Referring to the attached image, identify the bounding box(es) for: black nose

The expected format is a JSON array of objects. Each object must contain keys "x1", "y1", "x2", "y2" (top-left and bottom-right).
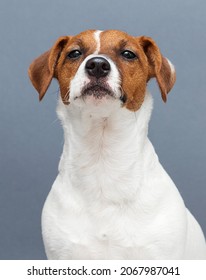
[{"x1": 85, "y1": 57, "x2": 111, "y2": 78}]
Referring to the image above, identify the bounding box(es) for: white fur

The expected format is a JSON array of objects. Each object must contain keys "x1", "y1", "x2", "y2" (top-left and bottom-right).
[
  {"x1": 166, "y1": 58, "x2": 175, "y2": 74},
  {"x1": 41, "y1": 46, "x2": 206, "y2": 260},
  {"x1": 94, "y1": 30, "x2": 102, "y2": 54}
]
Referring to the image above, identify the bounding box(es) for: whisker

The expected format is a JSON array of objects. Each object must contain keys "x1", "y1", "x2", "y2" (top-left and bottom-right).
[
  {"x1": 50, "y1": 118, "x2": 59, "y2": 126},
  {"x1": 62, "y1": 88, "x2": 70, "y2": 104}
]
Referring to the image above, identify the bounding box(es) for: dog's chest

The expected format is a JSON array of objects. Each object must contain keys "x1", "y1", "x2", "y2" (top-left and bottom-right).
[{"x1": 42, "y1": 181, "x2": 153, "y2": 259}]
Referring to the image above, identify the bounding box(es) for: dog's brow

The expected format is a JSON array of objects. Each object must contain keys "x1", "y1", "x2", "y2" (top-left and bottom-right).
[
  {"x1": 119, "y1": 39, "x2": 128, "y2": 49},
  {"x1": 72, "y1": 38, "x2": 84, "y2": 47}
]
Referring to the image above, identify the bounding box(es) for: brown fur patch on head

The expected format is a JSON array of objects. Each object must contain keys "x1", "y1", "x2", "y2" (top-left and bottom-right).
[{"x1": 99, "y1": 30, "x2": 148, "y2": 111}]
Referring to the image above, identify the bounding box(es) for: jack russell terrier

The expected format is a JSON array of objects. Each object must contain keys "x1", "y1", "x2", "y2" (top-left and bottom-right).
[{"x1": 29, "y1": 30, "x2": 206, "y2": 259}]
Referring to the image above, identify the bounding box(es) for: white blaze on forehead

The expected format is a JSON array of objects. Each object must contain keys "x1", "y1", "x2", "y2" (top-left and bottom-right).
[{"x1": 94, "y1": 30, "x2": 103, "y2": 54}]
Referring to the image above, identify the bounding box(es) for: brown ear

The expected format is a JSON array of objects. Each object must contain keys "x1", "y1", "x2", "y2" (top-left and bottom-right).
[
  {"x1": 139, "y1": 36, "x2": 176, "y2": 102},
  {"x1": 28, "y1": 36, "x2": 69, "y2": 101}
]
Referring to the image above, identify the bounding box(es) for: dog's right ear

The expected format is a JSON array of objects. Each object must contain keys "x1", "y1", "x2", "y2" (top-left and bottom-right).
[{"x1": 28, "y1": 36, "x2": 69, "y2": 101}]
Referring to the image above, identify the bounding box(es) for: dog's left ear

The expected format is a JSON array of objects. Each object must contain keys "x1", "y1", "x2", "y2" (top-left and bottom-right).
[
  {"x1": 28, "y1": 36, "x2": 69, "y2": 101},
  {"x1": 139, "y1": 36, "x2": 176, "y2": 102}
]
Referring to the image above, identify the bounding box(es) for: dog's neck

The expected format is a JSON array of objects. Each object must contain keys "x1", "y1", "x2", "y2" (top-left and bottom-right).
[{"x1": 57, "y1": 91, "x2": 156, "y2": 203}]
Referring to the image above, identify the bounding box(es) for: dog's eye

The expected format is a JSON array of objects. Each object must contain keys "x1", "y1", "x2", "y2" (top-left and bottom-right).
[
  {"x1": 67, "y1": 50, "x2": 82, "y2": 59},
  {"x1": 121, "y1": 50, "x2": 137, "y2": 60}
]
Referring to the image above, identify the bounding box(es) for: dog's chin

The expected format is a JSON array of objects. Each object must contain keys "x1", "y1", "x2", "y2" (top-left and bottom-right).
[
  {"x1": 82, "y1": 84, "x2": 114, "y2": 100},
  {"x1": 77, "y1": 85, "x2": 120, "y2": 117}
]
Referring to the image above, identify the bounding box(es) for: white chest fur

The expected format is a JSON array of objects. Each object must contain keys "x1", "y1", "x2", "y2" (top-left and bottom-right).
[{"x1": 41, "y1": 92, "x2": 206, "y2": 260}]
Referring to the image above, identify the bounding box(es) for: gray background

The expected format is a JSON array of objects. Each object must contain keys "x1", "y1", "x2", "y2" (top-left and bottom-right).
[{"x1": 0, "y1": 0, "x2": 205, "y2": 259}]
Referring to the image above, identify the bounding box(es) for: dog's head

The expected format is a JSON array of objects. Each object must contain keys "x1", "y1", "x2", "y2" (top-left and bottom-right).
[{"x1": 28, "y1": 30, "x2": 176, "y2": 112}]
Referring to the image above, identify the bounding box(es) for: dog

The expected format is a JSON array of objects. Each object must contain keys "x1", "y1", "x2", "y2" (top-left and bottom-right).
[{"x1": 28, "y1": 30, "x2": 206, "y2": 259}]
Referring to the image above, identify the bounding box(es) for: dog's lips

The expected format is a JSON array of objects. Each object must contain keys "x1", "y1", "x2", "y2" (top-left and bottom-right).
[{"x1": 82, "y1": 83, "x2": 114, "y2": 99}]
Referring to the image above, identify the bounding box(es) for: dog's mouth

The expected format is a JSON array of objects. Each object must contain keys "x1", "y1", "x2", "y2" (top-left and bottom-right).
[{"x1": 81, "y1": 83, "x2": 114, "y2": 99}]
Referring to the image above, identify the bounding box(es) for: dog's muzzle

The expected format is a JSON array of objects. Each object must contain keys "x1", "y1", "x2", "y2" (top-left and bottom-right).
[
  {"x1": 71, "y1": 54, "x2": 127, "y2": 104},
  {"x1": 81, "y1": 56, "x2": 114, "y2": 99}
]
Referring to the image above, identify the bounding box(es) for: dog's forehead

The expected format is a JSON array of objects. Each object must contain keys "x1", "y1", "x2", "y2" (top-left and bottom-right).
[
  {"x1": 101, "y1": 30, "x2": 135, "y2": 44},
  {"x1": 70, "y1": 29, "x2": 97, "y2": 46},
  {"x1": 68, "y1": 30, "x2": 137, "y2": 53}
]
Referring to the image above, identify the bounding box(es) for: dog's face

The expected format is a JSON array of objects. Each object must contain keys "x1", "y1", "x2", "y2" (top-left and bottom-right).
[{"x1": 28, "y1": 30, "x2": 176, "y2": 112}]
